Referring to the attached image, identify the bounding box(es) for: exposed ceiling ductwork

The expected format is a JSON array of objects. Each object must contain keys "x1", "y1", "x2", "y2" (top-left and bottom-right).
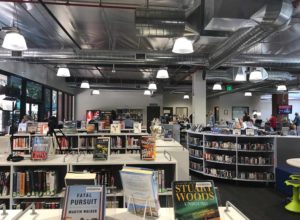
[{"x1": 208, "y1": 0, "x2": 293, "y2": 70}]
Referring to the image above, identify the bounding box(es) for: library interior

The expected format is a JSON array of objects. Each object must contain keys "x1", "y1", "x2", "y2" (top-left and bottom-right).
[{"x1": 0, "y1": 0, "x2": 300, "y2": 219}]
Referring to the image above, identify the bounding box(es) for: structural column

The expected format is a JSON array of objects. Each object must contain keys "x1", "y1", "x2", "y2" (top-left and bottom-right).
[
  {"x1": 192, "y1": 70, "x2": 206, "y2": 124},
  {"x1": 272, "y1": 93, "x2": 288, "y2": 122}
]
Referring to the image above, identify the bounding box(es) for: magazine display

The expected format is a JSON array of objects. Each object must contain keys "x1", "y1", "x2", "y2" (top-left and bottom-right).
[
  {"x1": 62, "y1": 185, "x2": 105, "y2": 220},
  {"x1": 93, "y1": 137, "x2": 110, "y2": 160},
  {"x1": 172, "y1": 180, "x2": 220, "y2": 220},
  {"x1": 120, "y1": 166, "x2": 160, "y2": 217},
  {"x1": 140, "y1": 136, "x2": 156, "y2": 161}
]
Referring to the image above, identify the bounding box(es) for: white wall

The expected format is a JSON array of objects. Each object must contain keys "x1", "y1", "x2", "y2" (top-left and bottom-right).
[
  {"x1": 207, "y1": 92, "x2": 261, "y2": 122},
  {"x1": 75, "y1": 90, "x2": 163, "y2": 123},
  {"x1": 0, "y1": 61, "x2": 75, "y2": 94},
  {"x1": 163, "y1": 93, "x2": 192, "y2": 118}
]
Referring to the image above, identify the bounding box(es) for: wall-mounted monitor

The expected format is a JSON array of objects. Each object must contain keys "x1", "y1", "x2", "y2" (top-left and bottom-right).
[{"x1": 278, "y1": 105, "x2": 292, "y2": 114}]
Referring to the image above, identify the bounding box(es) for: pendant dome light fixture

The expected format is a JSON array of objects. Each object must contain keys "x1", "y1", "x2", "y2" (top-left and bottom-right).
[
  {"x1": 183, "y1": 95, "x2": 190, "y2": 99},
  {"x1": 148, "y1": 82, "x2": 157, "y2": 90},
  {"x1": 80, "y1": 81, "x2": 90, "y2": 89},
  {"x1": 2, "y1": 4, "x2": 27, "y2": 51},
  {"x1": 144, "y1": 90, "x2": 151, "y2": 96},
  {"x1": 277, "y1": 84, "x2": 287, "y2": 91},
  {"x1": 91, "y1": 89, "x2": 100, "y2": 95},
  {"x1": 156, "y1": 67, "x2": 169, "y2": 79},
  {"x1": 212, "y1": 82, "x2": 222, "y2": 91},
  {"x1": 172, "y1": 37, "x2": 194, "y2": 54},
  {"x1": 244, "y1": 92, "x2": 252, "y2": 96},
  {"x1": 57, "y1": 66, "x2": 70, "y2": 77}
]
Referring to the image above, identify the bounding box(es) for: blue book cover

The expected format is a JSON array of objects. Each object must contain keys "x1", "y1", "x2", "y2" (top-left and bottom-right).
[{"x1": 61, "y1": 185, "x2": 105, "y2": 220}]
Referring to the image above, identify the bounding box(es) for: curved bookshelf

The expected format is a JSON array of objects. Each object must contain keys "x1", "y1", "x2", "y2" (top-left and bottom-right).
[{"x1": 187, "y1": 130, "x2": 276, "y2": 183}]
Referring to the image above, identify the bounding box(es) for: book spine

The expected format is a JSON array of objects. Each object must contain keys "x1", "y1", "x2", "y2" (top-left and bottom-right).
[
  {"x1": 3, "y1": 172, "x2": 10, "y2": 196},
  {"x1": 161, "y1": 169, "x2": 165, "y2": 192},
  {"x1": 25, "y1": 171, "x2": 30, "y2": 196},
  {"x1": 12, "y1": 172, "x2": 17, "y2": 197},
  {"x1": 46, "y1": 171, "x2": 51, "y2": 195},
  {"x1": 49, "y1": 171, "x2": 56, "y2": 196},
  {"x1": 42, "y1": 171, "x2": 47, "y2": 196},
  {"x1": 20, "y1": 172, "x2": 25, "y2": 197}
]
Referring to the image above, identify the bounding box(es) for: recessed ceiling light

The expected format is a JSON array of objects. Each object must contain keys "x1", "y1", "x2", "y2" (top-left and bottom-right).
[
  {"x1": 156, "y1": 68, "x2": 169, "y2": 79},
  {"x1": 172, "y1": 37, "x2": 194, "y2": 54},
  {"x1": 57, "y1": 67, "x2": 70, "y2": 77},
  {"x1": 213, "y1": 83, "x2": 222, "y2": 90},
  {"x1": 80, "y1": 81, "x2": 90, "y2": 89}
]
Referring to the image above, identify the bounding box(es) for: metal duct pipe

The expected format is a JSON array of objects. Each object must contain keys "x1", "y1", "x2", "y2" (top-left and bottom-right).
[
  {"x1": 208, "y1": 0, "x2": 293, "y2": 70},
  {"x1": 267, "y1": 71, "x2": 296, "y2": 81},
  {"x1": 135, "y1": 8, "x2": 185, "y2": 37}
]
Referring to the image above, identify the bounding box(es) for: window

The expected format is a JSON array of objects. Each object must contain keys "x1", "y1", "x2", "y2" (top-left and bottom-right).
[
  {"x1": 26, "y1": 81, "x2": 42, "y2": 102},
  {"x1": 52, "y1": 90, "x2": 57, "y2": 117},
  {"x1": 44, "y1": 88, "x2": 51, "y2": 120},
  {"x1": 58, "y1": 91, "x2": 63, "y2": 121}
]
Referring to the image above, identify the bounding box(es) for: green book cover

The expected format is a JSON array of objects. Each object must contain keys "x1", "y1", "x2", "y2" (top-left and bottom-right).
[
  {"x1": 172, "y1": 180, "x2": 220, "y2": 220},
  {"x1": 93, "y1": 137, "x2": 110, "y2": 160}
]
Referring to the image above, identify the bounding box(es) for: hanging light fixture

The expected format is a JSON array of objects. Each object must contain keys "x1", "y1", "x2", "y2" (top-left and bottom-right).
[
  {"x1": 144, "y1": 90, "x2": 151, "y2": 96},
  {"x1": 234, "y1": 67, "x2": 247, "y2": 81},
  {"x1": 249, "y1": 67, "x2": 268, "y2": 81},
  {"x1": 172, "y1": 37, "x2": 194, "y2": 54},
  {"x1": 148, "y1": 82, "x2": 157, "y2": 90},
  {"x1": 277, "y1": 85, "x2": 287, "y2": 91},
  {"x1": 244, "y1": 92, "x2": 252, "y2": 96},
  {"x1": 57, "y1": 67, "x2": 70, "y2": 77},
  {"x1": 112, "y1": 64, "x2": 116, "y2": 73},
  {"x1": 2, "y1": 4, "x2": 27, "y2": 51},
  {"x1": 80, "y1": 81, "x2": 90, "y2": 89},
  {"x1": 156, "y1": 67, "x2": 169, "y2": 79},
  {"x1": 183, "y1": 95, "x2": 190, "y2": 99},
  {"x1": 212, "y1": 83, "x2": 222, "y2": 90},
  {"x1": 91, "y1": 89, "x2": 100, "y2": 95}
]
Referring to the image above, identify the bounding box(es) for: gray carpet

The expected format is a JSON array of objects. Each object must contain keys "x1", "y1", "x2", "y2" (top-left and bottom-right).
[{"x1": 191, "y1": 173, "x2": 300, "y2": 220}]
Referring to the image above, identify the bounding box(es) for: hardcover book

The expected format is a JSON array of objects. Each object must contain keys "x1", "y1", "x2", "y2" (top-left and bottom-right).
[
  {"x1": 31, "y1": 137, "x2": 50, "y2": 160},
  {"x1": 110, "y1": 123, "x2": 121, "y2": 134},
  {"x1": 133, "y1": 122, "x2": 142, "y2": 133},
  {"x1": 172, "y1": 180, "x2": 220, "y2": 220},
  {"x1": 61, "y1": 185, "x2": 106, "y2": 220},
  {"x1": 140, "y1": 136, "x2": 156, "y2": 160},
  {"x1": 120, "y1": 166, "x2": 160, "y2": 217},
  {"x1": 93, "y1": 137, "x2": 110, "y2": 160}
]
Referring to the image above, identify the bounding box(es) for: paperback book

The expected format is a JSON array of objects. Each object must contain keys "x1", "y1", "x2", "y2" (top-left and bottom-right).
[
  {"x1": 172, "y1": 180, "x2": 220, "y2": 220},
  {"x1": 31, "y1": 137, "x2": 50, "y2": 160},
  {"x1": 93, "y1": 137, "x2": 110, "y2": 160},
  {"x1": 133, "y1": 122, "x2": 142, "y2": 133},
  {"x1": 120, "y1": 166, "x2": 160, "y2": 217},
  {"x1": 62, "y1": 185, "x2": 106, "y2": 220}
]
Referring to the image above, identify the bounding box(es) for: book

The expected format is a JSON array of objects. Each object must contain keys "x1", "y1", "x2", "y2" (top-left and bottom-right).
[
  {"x1": 140, "y1": 136, "x2": 156, "y2": 160},
  {"x1": 18, "y1": 123, "x2": 27, "y2": 133},
  {"x1": 61, "y1": 185, "x2": 106, "y2": 220},
  {"x1": 93, "y1": 137, "x2": 110, "y2": 160},
  {"x1": 31, "y1": 137, "x2": 50, "y2": 160},
  {"x1": 172, "y1": 180, "x2": 220, "y2": 220},
  {"x1": 120, "y1": 166, "x2": 160, "y2": 217},
  {"x1": 110, "y1": 123, "x2": 121, "y2": 133},
  {"x1": 133, "y1": 122, "x2": 142, "y2": 133},
  {"x1": 64, "y1": 172, "x2": 96, "y2": 186}
]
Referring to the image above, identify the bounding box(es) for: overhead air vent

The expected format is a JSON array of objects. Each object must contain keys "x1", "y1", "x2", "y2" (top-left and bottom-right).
[
  {"x1": 135, "y1": 8, "x2": 185, "y2": 37},
  {"x1": 135, "y1": 53, "x2": 146, "y2": 60},
  {"x1": 11, "y1": 51, "x2": 22, "y2": 57}
]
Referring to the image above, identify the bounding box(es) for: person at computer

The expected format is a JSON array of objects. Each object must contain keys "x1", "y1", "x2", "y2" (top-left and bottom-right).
[{"x1": 124, "y1": 114, "x2": 134, "y2": 129}]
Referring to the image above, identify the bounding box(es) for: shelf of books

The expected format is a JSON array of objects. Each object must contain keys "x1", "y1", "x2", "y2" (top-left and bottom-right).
[
  {"x1": 70, "y1": 154, "x2": 177, "y2": 208},
  {"x1": 187, "y1": 131, "x2": 276, "y2": 182}
]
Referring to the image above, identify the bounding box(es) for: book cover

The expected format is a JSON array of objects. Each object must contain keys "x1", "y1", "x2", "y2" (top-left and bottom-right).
[
  {"x1": 140, "y1": 136, "x2": 156, "y2": 160},
  {"x1": 31, "y1": 137, "x2": 50, "y2": 160},
  {"x1": 110, "y1": 123, "x2": 121, "y2": 134},
  {"x1": 18, "y1": 123, "x2": 27, "y2": 133},
  {"x1": 172, "y1": 180, "x2": 220, "y2": 220},
  {"x1": 61, "y1": 185, "x2": 106, "y2": 220},
  {"x1": 120, "y1": 166, "x2": 160, "y2": 217},
  {"x1": 93, "y1": 137, "x2": 110, "y2": 160},
  {"x1": 133, "y1": 122, "x2": 142, "y2": 133}
]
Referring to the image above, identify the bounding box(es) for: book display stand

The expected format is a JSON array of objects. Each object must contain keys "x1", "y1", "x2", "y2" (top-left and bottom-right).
[{"x1": 126, "y1": 195, "x2": 155, "y2": 219}]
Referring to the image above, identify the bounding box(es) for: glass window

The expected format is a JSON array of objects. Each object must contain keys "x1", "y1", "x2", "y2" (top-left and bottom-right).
[
  {"x1": 44, "y1": 88, "x2": 51, "y2": 120},
  {"x1": 69, "y1": 95, "x2": 73, "y2": 120},
  {"x1": 8, "y1": 76, "x2": 21, "y2": 90},
  {"x1": 52, "y1": 90, "x2": 57, "y2": 117},
  {"x1": 58, "y1": 91, "x2": 63, "y2": 121},
  {"x1": 64, "y1": 93, "x2": 68, "y2": 121},
  {"x1": 26, "y1": 81, "x2": 42, "y2": 102}
]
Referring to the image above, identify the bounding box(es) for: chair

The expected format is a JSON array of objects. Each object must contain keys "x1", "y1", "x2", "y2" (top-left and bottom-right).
[{"x1": 285, "y1": 179, "x2": 300, "y2": 213}]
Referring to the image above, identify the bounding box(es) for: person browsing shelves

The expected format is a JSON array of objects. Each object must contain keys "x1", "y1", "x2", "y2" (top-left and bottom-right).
[{"x1": 124, "y1": 114, "x2": 134, "y2": 129}]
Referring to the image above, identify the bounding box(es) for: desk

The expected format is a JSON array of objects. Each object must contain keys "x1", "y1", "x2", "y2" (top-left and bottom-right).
[
  {"x1": 286, "y1": 158, "x2": 300, "y2": 168},
  {"x1": 16, "y1": 207, "x2": 248, "y2": 220}
]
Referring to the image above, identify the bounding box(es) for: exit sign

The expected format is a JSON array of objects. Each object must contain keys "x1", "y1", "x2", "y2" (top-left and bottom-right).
[{"x1": 226, "y1": 85, "x2": 233, "y2": 91}]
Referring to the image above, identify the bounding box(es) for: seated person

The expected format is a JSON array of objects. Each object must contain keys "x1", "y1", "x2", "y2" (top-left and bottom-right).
[
  {"x1": 124, "y1": 114, "x2": 134, "y2": 129},
  {"x1": 288, "y1": 124, "x2": 297, "y2": 136}
]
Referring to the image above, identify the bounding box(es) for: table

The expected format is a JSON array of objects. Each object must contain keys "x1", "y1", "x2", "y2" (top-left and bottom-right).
[
  {"x1": 15, "y1": 207, "x2": 248, "y2": 220},
  {"x1": 286, "y1": 158, "x2": 300, "y2": 168}
]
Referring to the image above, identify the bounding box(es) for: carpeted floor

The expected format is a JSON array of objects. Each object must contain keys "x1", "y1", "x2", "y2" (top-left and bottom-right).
[{"x1": 191, "y1": 172, "x2": 300, "y2": 220}]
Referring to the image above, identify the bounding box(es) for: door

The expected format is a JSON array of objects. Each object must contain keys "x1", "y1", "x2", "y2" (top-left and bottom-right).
[{"x1": 147, "y1": 106, "x2": 160, "y2": 132}]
